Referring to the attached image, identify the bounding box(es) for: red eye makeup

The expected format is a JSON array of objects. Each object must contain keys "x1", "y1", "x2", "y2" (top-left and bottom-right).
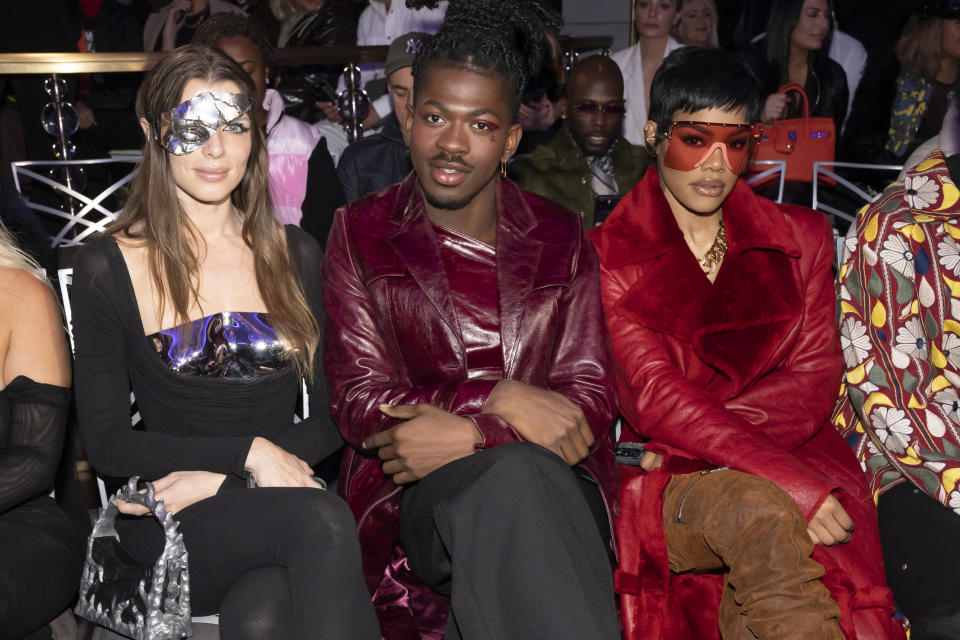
[{"x1": 663, "y1": 121, "x2": 762, "y2": 174}]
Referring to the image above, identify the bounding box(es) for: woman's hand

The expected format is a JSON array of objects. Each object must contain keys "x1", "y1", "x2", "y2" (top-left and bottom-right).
[
  {"x1": 116, "y1": 470, "x2": 225, "y2": 516},
  {"x1": 317, "y1": 101, "x2": 344, "y2": 124},
  {"x1": 807, "y1": 494, "x2": 854, "y2": 546},
  {"x1": 639, "y1": 450, "x2": 663, "y2": 471},
  {"x1": 244, "y1": 436, "x2": 323, "y2": 488},
  {"x1": 76, "y1": 102, "x2": 97, "y2": 129},
  {"x1": 161, "y1": 0, "x2": 192, "y2": 51},
  {"x1": 517, "y1": 95, "x2": 558, "y2": 132},
  {"x1": 762, "y1": 93, "x2": 788, "y2": 121}
]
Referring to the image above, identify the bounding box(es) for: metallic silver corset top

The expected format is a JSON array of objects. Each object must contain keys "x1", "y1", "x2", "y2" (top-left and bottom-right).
[{"x1": 147, "y1": 311, "x2": 292, "y2": 379}]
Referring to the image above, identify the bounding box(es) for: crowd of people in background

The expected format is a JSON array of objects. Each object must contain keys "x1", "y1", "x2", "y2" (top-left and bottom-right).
[
  {"x1": 4, "y1": 0, "x2": 960, "y2": 639},
  {"x1": 0, "y1": 0, "x2": 954, "y2": 219}
]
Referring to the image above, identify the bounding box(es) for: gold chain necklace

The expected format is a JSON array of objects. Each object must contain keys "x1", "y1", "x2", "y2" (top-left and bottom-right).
[{"x1": 697, "y1": 219, "x2": 727, "y2": 275}]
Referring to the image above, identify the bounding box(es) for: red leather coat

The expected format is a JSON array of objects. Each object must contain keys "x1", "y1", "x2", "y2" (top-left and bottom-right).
[
  {"x1": 322, "y1": 173, "x2": 618, "y2": 639},
  {"x1": 591, "y1": 170, "x2": 904, "y2": 640}
]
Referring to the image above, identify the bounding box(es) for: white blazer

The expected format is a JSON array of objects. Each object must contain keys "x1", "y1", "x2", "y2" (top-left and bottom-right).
[{"x1": 611, "y1": 37, "x2": 684, "y2": 145}]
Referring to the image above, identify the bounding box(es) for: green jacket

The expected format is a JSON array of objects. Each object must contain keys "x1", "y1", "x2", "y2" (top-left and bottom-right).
[{"x1": 508, "y1": 123, "x2": 650, "y2": 227}]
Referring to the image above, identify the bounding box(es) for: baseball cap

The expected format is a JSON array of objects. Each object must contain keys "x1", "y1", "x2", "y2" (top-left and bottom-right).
[
  {"x1": 385, "y1": 32, "x2": 432, "y2": 77},
  {"x1": 916, "y1": 0, "x2": 960, "y2": 18}
]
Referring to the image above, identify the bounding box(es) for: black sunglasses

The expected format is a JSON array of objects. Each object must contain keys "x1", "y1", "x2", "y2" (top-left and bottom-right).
[{"x1": 572, "y1": 102, "x2": 627, "y2": 116}]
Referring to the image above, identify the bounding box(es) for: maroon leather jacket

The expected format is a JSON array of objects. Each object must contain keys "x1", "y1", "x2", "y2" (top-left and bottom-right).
[{"x1": 321, "y1": 173, "x2": 618, "y2": 638}]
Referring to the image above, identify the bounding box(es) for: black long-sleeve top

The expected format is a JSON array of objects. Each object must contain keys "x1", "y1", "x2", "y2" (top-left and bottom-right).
[
  {"x1": 71, "y1": 226, "x2": 342, "y2": 483},
  {"x1": 0, "y1": 376, "x2": 71, "y2": 514}
]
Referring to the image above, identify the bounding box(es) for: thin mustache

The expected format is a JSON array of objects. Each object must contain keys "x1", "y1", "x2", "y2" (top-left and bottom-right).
[{"x1": 429, "y1": 153, "x2": 474, "y2": 170}]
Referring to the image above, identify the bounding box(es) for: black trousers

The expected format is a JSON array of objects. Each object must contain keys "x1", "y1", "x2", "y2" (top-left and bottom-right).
[
  {"x1": 879, "y1": 482, "x2": 960, "y2": 640},
  {"x1": 119, "y1": 487, "x2": 380, "y2": 640},
  {"x1": 397, "y1": 442, "x2": 620, "y2": 640},
  {"x1": 0, "y1": 497, "x2": 81, "y2": 640}
]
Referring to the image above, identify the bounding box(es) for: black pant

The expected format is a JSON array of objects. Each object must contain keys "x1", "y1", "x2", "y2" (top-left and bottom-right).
[
  {"x1": 879, "y1": 482, "x2": 960, "y2": 640},
  {"x1": 397, "y1": 442, "x2": 620, "y2": 640},
  {"x1": 118, "y1": 487, "x2": 379, "y2": 640},
  {"x1": 0, "y1": 497, "x2": 81, "y2": 640}
]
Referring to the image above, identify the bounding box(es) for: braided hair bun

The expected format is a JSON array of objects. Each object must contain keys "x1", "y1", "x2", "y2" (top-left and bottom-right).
[{"x1": 405, "y1": 0, "x2": 562, "y2": 117}]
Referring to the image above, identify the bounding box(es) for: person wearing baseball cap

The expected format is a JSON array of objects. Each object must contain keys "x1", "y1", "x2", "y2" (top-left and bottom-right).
[{"x1": 337, "y1": 32, "x2": 431, "y2": 203}]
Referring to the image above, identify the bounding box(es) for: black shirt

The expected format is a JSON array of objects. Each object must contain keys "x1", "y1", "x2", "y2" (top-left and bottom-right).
[{"x1": 71, "y1": 226, "x2": 341, "y2": 482}]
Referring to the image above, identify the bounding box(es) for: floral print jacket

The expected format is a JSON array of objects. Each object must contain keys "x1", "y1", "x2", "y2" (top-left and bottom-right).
[{"x1": 833, "y1": 150, "x2": 960, "y2": 513}]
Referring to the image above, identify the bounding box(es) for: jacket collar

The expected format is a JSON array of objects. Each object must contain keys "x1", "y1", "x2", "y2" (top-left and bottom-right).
[
  {"x1": 380, "y1": 112, "x2": 406, "y2": 145},
  {"x1": 388, "y1": 172, "x2": 538, "y2": 234},
  {"x1": 384, "y1": 174, "x2": 543, "y2": 365},
  {"x1": 597, "y1": 168, "x2": 804, "y2": 390},
  {"x1": 549, "y1": 122, "x2": 644, "y2": 191},
  {"x1": 550, "y1": 122, "x2": 586, "y2": 164},
  {"x1": 900, "y1": 149, "x2": 960, "y2": 223},
  {"x1": 600, "y1": 168, "x2": 801, "y2": 270}
]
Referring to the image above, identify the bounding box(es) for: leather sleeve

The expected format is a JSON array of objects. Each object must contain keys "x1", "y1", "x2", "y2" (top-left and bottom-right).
[
  {"x1": 722, "y1": 214, "x2": 844, "y2": 450},
  {"x1": 600, "y1": 252, "x2": 837, "y2": 518},
  {"x1": 322, "y1": 210, "x2": 502, "y2": 449},
  {"x1": 544, "y1": 230, "x2": 618, "y2": 452}
]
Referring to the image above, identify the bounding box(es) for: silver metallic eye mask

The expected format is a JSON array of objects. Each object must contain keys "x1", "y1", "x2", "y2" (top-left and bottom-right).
[{"x1": 156, "y1": 91, "x2": 252, "y2": 155}]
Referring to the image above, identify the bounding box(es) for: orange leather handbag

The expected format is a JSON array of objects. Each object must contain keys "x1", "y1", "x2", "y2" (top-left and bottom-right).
[{"x1": 749, "y1": 83, "x2": 835, "y2": 184}]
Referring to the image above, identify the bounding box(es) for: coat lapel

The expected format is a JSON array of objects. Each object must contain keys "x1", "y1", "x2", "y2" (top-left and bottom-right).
[
  {"x1": 495, "y1": 179, "x2": 545, "y2": 375},
  {"x1": 600, "y1": 170, "x2": 803, "y2": 391},
  {"x1": 385, "y1": 177, "x2": 462, "y2": 342}
]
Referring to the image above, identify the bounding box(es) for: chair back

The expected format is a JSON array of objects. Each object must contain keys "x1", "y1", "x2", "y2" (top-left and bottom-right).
[
  {"x1": 745, "y1": 160, "x2": 787, "y2": 203},
  {"x1": 812, "y1": 161, "x2": 904, "y2": 225},
  {"x1": 12, "y1": 157, "x2": 139, "y2": 249}
]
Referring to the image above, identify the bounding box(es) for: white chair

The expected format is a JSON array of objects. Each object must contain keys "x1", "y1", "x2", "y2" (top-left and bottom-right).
[
  {"x1": 746, "y1": 159, "x2": 788, "y2": 204},
  {"x1": 12, "y1": 157, "x2": 139, "y2": 249},
  {"x1": 812, "y1": 161, "x2": 904, "y2": 225}
]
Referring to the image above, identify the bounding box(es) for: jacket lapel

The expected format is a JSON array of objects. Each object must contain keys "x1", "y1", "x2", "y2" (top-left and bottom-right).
[
  {"x1": 601, "y1": 170, "x2": 803, "y2": 390},
  {"x1": 496, "y1": 179, "x2": 545, "y2": 375},
  {"x1": 385, "y1": 177, "x2": 463, "y2": 342}
]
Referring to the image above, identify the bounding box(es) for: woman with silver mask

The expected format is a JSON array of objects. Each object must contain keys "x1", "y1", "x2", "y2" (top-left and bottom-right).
[{"x1": 70, "y1": 44, "x2": 379, "y2": 639}]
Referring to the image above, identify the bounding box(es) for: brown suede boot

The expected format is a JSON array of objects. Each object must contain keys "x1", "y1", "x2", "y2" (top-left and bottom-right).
[{"x1": 663, "y1": 470, "x2": 845, "y2": 640}]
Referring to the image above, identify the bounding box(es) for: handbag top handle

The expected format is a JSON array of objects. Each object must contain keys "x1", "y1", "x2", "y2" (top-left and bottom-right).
[{"x1": 774, "y1": 83, "x2": 810, "y2": 121}]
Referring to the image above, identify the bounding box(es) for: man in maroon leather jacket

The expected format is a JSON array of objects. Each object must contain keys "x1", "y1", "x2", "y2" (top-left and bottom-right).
[{"x1": 320, "y1": 3, "x2": 620, "y2": 639}]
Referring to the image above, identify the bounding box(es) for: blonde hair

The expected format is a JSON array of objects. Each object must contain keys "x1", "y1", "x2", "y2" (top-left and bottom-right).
[
  {"x1": 112, "y1": 45, "x2": 320, "y2": 380},
  {"x1": 270, "y1": 0, "x2": 302, "y2": 22},
  {"x1": 897, "y1": 16, "x2": 946, "y2": 80},
  {"x1": 0, "y1": 220, "x2": 47, "y2": 284},
  {"x1": 672, "y1": 0, "x2": 719, "y2": 48}
]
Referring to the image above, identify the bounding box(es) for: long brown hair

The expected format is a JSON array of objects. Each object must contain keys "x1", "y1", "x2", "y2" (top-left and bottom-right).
[
  {"x1": 109, "y1": 44, "x2": 319, "y2": 378},
  {"x1": 896, "y1": 16, "x2": 946, "y2": 81}
]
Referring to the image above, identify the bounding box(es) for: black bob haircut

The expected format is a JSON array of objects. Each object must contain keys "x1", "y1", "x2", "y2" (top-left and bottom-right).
[
  {"x1": 648, "y1": 47, "x2": 763, "y2": 142},
  {"x1": 405, "y1": 0, "x2": 561, "y2": 121}
]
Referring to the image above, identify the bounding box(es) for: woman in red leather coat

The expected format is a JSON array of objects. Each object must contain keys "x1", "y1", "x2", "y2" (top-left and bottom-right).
[{"x1": 592, "y1": 47, "x2": 905, "y2": 640}]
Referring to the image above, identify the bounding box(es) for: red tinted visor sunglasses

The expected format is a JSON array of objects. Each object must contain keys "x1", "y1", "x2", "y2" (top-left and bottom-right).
[{"x1": 663, "y1": 121, "x2": 762, "y2": 174}]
